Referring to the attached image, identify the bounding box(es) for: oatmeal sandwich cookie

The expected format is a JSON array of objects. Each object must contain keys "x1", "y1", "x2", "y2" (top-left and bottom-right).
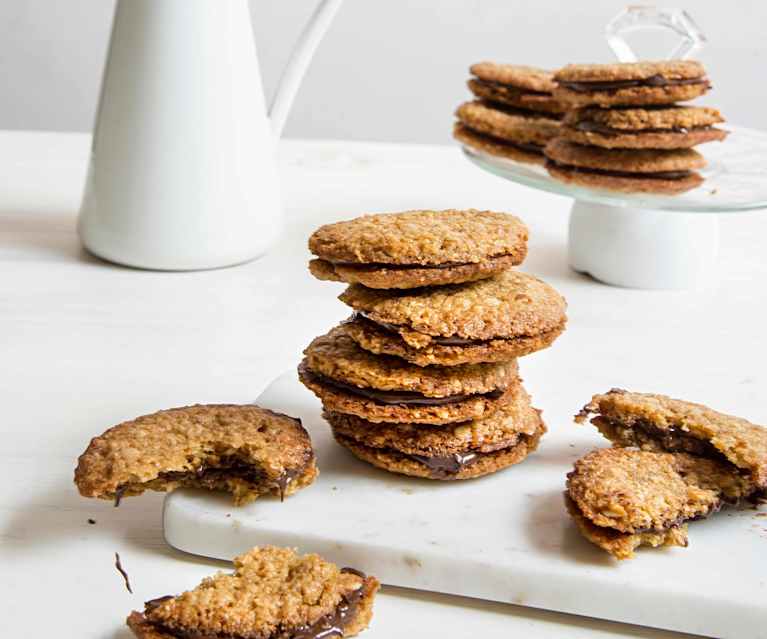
[
  {"x1": 309, "y1": 209, "x2": 528, "y2": 289},
  {"x1": 544, "y1": 138, "x2": 705, "y2": 194},
  {"x1": 561, "y1": 105, "x2": 728, "y2": 150},
  {"x1": 455, "y1": 100, "x2": 561, "y2": 164},
  {"x1": 576, "y1": 388, "x2": 767, "y2": 489},
  {"x1": 327, "y1": 384, "x2": 545, "y2": 480},
  {"x1": 339, "y1": 270, "x2": 567, "y2": 366},
  {"x1": 127, "y1": 546, "x2": 379, "y2": 639},
  {"x1": 554, "y1": 60, "x2": 711, "y2": 107},
  {"x1": 75, "y1": 404, "x2": 318, "y2": 506},
  {"x1": 468, "y1": 62, "x2": 566, "y2": 116},
  {"x1": 298, "y1": 327, "x2": 520, "y2": 424},
  {"x1": 565, "y1": 448, "x2": 757, "y2": 560}
]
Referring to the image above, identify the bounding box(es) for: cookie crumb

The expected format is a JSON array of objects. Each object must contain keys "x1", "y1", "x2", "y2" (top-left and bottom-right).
[
  {"x1": 115, "y1": 552, "x2": 133, "y2": 593},
  {"x1": 87, "y1": 518, "x2": 96, "y2": 525}
]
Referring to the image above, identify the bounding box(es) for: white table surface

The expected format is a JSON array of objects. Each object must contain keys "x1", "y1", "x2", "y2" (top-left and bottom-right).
[{"x1": 2, "y1": 130, "x2": 765, "y2": 639}]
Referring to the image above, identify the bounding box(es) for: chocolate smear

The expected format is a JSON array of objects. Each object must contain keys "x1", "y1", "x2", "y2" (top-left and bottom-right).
[
  {"x1": 87, "y1": 518, "x2": 96, "y2": 525},
  {"x1": 114, "y1": 485, "x2": 126, "y2": 507},
  {"x1": 115, "y1": 552, "x2": 133, "y2": 593}
]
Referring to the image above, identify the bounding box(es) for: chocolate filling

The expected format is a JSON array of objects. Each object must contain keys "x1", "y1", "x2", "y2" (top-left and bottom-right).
[
  {"x1": 330, "y1": 254, "x2": 515, "y2": 271},
  {"x1": 146, "y1": 580, "x2": 367, "y2": 639},
  {"x1": 546, "y1": 159, "x2": 693, "y2": 181},
  {"x1": 408, "y1": 450, "x2": 480, "y2": 478},
  {"x1": 307, "y1": 368, "x2": 504, "y2": 406},
  {"x1": 573, "y1": 121, "x2": 712, "y2": 136},
  {"x1": 560, "y1": 75, "x2": 709, "y2": 93}
]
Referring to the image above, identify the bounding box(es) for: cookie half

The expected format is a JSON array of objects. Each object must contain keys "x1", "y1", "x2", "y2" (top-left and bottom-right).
[
  {"x1": 338, "y1": 270, "x2": 567, "y2": 365},
  {"x1": 554, "y1": 60, "x2": 711, "y2": 107},
  {"x1": 566, "y1": 448, "x2": 757, "y2": 560},
  {"x1": 299, "y1": 327, "x2": 520, "y2": 424},
  {"x1": 309, "y1": 209, "x2": 528, "y2": 289},
  {"x1": 577, "y1": 388, "x2": 767, "y2": 489},
  {"x1": 454, "y1": 123, "x2": 545, "y2": 166},
  {"x1": 545, "y1": 138, "x2": 705, "y2": 194},
  {"x1": 468, "y1": 62, "x2": 565, "y2": 116},
  {"x1": 326, "y1": 383, "x2": 544, "y2": 480},
  {"x1": 75, "y1": 405, "x2": 318, "y2": 506},
  {"x1": 561, "y1": 105, "x2": 728, "y2": 149},
  {"x1": 127, "y1": 546, "x2": 379, "y2": 639}
]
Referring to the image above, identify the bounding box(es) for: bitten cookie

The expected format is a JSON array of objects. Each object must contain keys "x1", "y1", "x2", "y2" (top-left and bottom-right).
[
  {"x1": 75, "y1": 405, "x2": 318, "y2": 506},
  {"x1": 339, "y1": 270, "x2": 567, "y2": 366},
  {"x1": 576, "y1": 388, "x2": 767, "y2": 489},
  {"x1": 544, "y1": 138, "x2": 705, "y2": 194},
  {"x1": 560, "y1": 105, "x2": 728, "y2": 149},
  {"x1": 566, "y1": 448, "x2": 757, "y2": 560},
  {"x1": 554, "y1": 60, "x2": 711, "y2": 107},
  {"x1": 468, "y1": 62, "x2": 566, "y2": 116},
  {"x1": 308, "y1": 209, "x2": 528, "y2": 289},
  {"x1": 298, "y1": 326, "x2": 520, "y2": 425},
  {"x1": 327, "y1": 384, "x2": 545, "y2": 480},
  {"x1": 127, "y1": 546, "x2": 380, "y2": 639},
  {"x1": 455, "y1": 100, "x2": 561, "y2": 164}
]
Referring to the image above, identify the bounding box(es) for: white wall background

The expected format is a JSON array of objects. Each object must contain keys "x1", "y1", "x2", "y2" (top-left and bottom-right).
[{"x1": 0, "y1": 1, "x2": 763, "y2": 143}]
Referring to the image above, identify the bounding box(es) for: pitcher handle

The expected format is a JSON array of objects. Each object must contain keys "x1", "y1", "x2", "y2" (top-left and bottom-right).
[{"x1": 269, "y1": 0, "x2": 344, "y2": 137}]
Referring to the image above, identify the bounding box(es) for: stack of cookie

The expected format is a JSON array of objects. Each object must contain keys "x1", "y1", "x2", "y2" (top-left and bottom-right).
[
  {"x1": 300, "y1": 209, "x2": 567, "y2": 481},
  {"x1": 546, "y1": 60, "x2": 728, "y2": 194},
  {"x1": 453, "y1": 63, "x2": 565, "y2": 165}
]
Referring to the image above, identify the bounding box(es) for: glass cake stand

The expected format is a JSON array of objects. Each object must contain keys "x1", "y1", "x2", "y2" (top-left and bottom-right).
[{"x1": 459, "y1": 6, "x2": 767, "y2": 289}]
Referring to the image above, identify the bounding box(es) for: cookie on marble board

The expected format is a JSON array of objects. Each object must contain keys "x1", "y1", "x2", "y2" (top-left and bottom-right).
[
  {"x1": 338, "y1": 270, "x2": 567, "y2": 366},
  {"x1": 127, "y1": 546, "x2": 379, "y2": 639},
  {"x1": 75, "y1": 404, "x2": 318, "y2": 506},
  {"x1": 566, "y1": 448, "x2": 757, "y2": 560},
  {"x1": 560, "y1": 105, "x2": 728, "y2": 149},
  {"x1": 576, "y1": 388, "x2": 767, "y2": 489},
  {"x1": 308, "y1": 209, "x2": 528, "y2": 289},
  {"x1": 553, "y1": 60, "x2": 711, "y2": 107},
  {"x1": 298, "y1": 326, "x2": 520, "y2": 425},
  {"x1": 326, "y1": 383, "x2": 545, "y2": 480},
  {"x1": 468, "y1": 62, "x2": 566, "y2": 116},
  {"x1": 544, "y1": 138, "x2": 705, "y2": 194}
]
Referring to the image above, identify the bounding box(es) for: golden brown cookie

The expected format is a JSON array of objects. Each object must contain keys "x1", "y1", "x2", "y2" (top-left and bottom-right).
[
  {"x1": 127, "y1": 546, "x2": 379, "y2": 639},
  {"x1": 544, "y1": 138, "x2": 705, "y2": 194},
  {"x1": 456, "y1": 100, "x2": 560, "y2": 148},
  {"x1": 577, "y1": 388, "x2": 767, "y2": 489},
  {"x1": 75, "y1": 405, "x2": 318, "y2": 506},
  {"x1": 470, "y1": 62, "x2": 558, "y2": 93},
  {"x1": 454, "y1": 123, "x2": 546, "y2": 166},
  {"x1": 566, "y1": 448, "x2": 757, "y2": 560},
  {"x1": 560, "y1": 105, "x2": 728, "y2": 149},
  {"x1": 339, "y1": 270, "x2": 566, "y2": 359},
  {"x1": 308, "y1": 209, "x2": 528, "y2": 289},
  {"x1": 554, "y1": 60, "x2": 710, "y2": 107},
  {"x1": 468, "y1": 62, "x2": 565, "y2": 116}
]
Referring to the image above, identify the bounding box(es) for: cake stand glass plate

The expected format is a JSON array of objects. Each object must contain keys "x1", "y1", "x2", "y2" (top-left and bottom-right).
[{"x1": 462, "y1": 125, "x2": 767, "y2": 213}]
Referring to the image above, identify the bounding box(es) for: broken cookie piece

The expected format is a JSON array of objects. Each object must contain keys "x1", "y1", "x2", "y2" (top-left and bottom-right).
[
  {"x1": 577, "y1": 389, "x2": 767, "y2": 489},
  {"x1": 566, "y1": 448, "x2": 756, "y2": 559},
  {"x1": 127, "y1": 546, "x2": 379, "y2": 639},
  {"x1": 75, "y1": 404, "x2": 318, "y2": 506}
]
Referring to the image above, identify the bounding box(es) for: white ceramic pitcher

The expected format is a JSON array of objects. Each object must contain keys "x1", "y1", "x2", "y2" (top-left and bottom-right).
[{"x1": 78, "y1": 0, "x2": 343, "y2": 270}]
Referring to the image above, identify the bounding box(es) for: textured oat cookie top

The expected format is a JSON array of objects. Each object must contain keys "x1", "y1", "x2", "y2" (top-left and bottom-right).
[
  {"x1": 308, "y1": 209, "x2": 528, "y2": 266},
  {"x1": 567, "y1": 448, "x2": 755, "y2": 534},
  {"x1": 340, "y1": 270, "x2": 567, "y2": 341},
  {"x1": 137, "y1": 546, "x2": 375, "y2": 638},
  {"x1": 555, "y1": 60, "x2": 705, "y2": 82},
  {"x1": 578, "y1": 389, "x2": 767, "y2": 487},
  {"x1": 545, "y1": 138, "x2": 705, "y2": 172},
  {"x1": 303, "y1": 326, "x2": 518, "y2": 397},
  {"x1": 75, "y1": 405, "x2": 313, "y2": 498},
  {"x1": 470, "y1": 62, "x2": 556, "y2": 92},
  {"x1": 565, "y1": 105, "x2": 724, "y2": 131}
]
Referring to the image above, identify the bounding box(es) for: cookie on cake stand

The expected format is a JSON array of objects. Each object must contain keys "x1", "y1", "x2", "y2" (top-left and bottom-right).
[{"x1": 456, "y1": 7, "x2": 767, "y2": 290}]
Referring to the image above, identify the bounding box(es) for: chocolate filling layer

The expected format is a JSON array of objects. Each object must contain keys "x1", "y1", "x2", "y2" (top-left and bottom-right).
[
  {"x1": 330, "y1": 253, "x2": 515, "y2": 270},
  {"x1": 308, "y1": 368, "x2": 504, "y2": 406},
  {"x1": 560, "y1": 75, "x2": 708, "y2": 93},
  {"x1": 574, "y1": 121, "x2": 712, "y2": 136},
  {"x1": 146, "y1": 577, "x2": 367, "y2": 639},
  {"x1": 546, "y1": 159, "x2": 693, "y2": 181}
]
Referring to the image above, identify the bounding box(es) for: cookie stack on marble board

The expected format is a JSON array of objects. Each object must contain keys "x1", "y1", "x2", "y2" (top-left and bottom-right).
[
  {"x1": 299, "y1": 209, "x2": 567, "y2": 481},
  {"x1": 545, "y1": 60, "x2": 728, "y2": 194}
]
